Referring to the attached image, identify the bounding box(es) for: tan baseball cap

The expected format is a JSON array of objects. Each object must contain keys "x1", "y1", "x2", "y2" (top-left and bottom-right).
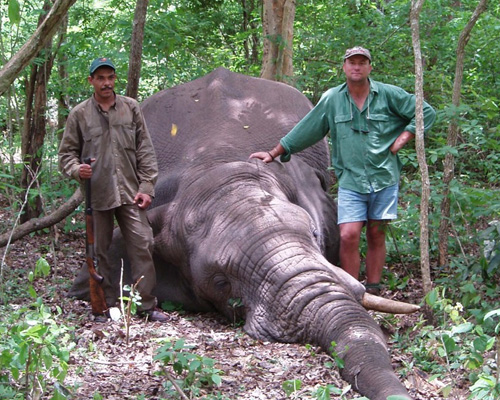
[{"x1": 343, "y1": 47, "x2": 372, "y2": 62}]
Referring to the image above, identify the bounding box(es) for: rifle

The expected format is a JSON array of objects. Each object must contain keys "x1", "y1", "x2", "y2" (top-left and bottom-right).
[{"x1": 84, "y1": 157, "x2": 108, "y2": 316}]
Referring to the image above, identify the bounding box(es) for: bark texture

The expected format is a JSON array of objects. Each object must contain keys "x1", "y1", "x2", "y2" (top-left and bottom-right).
[
  {"x1": 20, "y1": 1, "x2": 56, "y2": 223},
  {"x1": 261, "y1": 0, "x2": 295, "y2": 83},
  {"x1": 0, "y1": 0, "x2": 77, "y2": 96},
  {"x1": 126, "y1": 0, "x2": 149, "y2": 99},
  {"x1": 438, "y1": 0, "x2": 488, "y2": 266},
  {"x1": 410, "y1": 0, "x2": 432, "y2": 296},
  {"x1": 0, "y1": 188, "x2": 83, "y2": 248}
]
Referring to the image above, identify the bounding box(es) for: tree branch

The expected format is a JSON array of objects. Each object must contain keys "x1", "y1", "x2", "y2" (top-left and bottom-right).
[
  {"x1": 0, "y1": 188, "x2": 83, "y2": 248},
  {"x1": 0, "y1": 0, "x2": 78, "y2": 96}
]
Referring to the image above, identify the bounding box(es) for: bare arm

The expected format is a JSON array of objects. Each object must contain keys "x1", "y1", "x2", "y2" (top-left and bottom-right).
[{"x1": 390, "y1": 131, "x2": 415, "y2": 154}]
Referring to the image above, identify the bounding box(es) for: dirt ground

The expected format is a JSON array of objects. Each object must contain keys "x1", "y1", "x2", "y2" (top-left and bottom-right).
[{"x1": 0, "y1": 202, "x2": 470, "y2": 399}]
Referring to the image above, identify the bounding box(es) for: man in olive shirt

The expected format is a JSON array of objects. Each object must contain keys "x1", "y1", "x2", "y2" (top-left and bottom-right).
[
  {"x1": 59, "y1": 57, "x2": 168, "y2": 322},
  {"x1": 250, "y1": 47, "x2": 436, "y2": 294}
]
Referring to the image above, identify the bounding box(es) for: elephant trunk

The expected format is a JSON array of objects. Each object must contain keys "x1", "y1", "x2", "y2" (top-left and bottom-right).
[
  {"x1": 311, "y1": 293, "x2": 411, "y2": 400},
  {"x1": 245, "y1": 270, "x2": 412, "y2": 400}
]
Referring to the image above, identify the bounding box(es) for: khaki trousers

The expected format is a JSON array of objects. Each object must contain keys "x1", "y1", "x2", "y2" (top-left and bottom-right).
[{"x1": 93, "y1": 205, "x2": 157, "y2": 311}]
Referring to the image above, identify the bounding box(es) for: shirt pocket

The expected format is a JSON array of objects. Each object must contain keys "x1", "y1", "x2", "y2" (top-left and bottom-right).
[
  {"x1": 335, "y1": 114, "x2": 351, "y2": 124},
  {"x1": 335, "y1": 114, "x2": 352, "y2": 138},
  {"x1": 116, "y1": 122, "x2": 137, "y2": 151},
  {"x1": 367, "y1": 113, "x2": 389, "y2": 135},
  {"x1": 82, "y1": 126, "x2": 104, "y2": 155}
]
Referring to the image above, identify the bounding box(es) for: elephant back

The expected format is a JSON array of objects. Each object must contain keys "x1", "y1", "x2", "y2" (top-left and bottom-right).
[{"x1": 141, "y1": 68, "x2": 330, "y2": 181}]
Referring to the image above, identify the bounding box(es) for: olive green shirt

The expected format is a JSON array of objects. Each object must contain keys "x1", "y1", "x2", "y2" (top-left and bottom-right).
[
  {"x1": 58, "y1": 94, "x2": 158, "y2": 211},
  {"x1": 280, "y1": 79, "x2": 436, "y2": 193}
]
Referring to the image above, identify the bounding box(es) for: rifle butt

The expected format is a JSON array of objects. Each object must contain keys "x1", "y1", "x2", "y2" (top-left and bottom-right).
[
  {"x1": 86, "y1": 258, "x2": 107, "y2": 315},
  {"x1": 89, "y1": 276, "x2": 108, "y2": 316}
]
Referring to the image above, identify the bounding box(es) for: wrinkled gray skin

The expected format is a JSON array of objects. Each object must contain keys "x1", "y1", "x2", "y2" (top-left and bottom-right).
[{"x1": 70, "y1": 68, "x2": 411, "y2": 400}]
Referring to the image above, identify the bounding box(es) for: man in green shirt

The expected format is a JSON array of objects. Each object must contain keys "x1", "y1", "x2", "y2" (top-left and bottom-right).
[
  {"x1": 59, "y1": 57, "x2": 168, "y2": 322},
  {"x1": 250, "y1": 46, "x2": 436, "y2": 294}
]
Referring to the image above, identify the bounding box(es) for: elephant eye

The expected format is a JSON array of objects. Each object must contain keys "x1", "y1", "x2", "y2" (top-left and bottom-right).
[
  {"x1": 311, "y1": 225, "x2": 325, "y2": 253},
  {"x1": 213, "y1": 274, "x2": 231, "y2": 292}
]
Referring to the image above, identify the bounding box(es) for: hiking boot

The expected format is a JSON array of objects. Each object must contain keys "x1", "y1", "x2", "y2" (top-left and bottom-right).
[
  {"x1": 364, "y1": 283, "x2": 381, "y2": 296},
  {"x1": 139, "y1": 307, "x2": 169, "y2": 323}
]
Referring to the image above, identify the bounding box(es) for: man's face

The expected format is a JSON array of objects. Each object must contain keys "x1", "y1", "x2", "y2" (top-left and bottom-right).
[
  {"x1": 343, "y1": 55, "x2": 372, "y2": 82},
  {"x1": 88, "y1": 66, "x2": 116, "y2": 100}
]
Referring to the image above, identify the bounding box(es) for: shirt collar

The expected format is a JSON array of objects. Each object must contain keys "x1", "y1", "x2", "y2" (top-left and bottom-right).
[
  {"x1": 338, "y1": 78, "x2": 379, "y2": 95},
  {"x1": 91, "y1": 92, "x2": 118, "y2": 112}
]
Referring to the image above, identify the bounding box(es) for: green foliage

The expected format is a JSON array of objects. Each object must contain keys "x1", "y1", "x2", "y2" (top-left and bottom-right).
[
  {"x1": 1, "y1": 1, "x2": 500, "y2": 397},
  {"x1": 328, "y1": 341, "x2": 346, "y2": 369},
  {"x1": 0, "y1": 259, "x2": 76, "y2": 399},
  {"x1": 392, "y1": 286, "x2": 500, "y2": 397},
  {"x1": 154, "y1": 338, "x2": 225, "y2": 399},
  {"x1": 119, "y1": 278, "x2": 143, "y2": 344},
  {"x1": 227, "y1": 297, "x2": 244, "y2": 326},
  {"x1": 282, "y1": 379, "x2": 302, "y2": 396},
  {"x1": 0, "y1": 298, "x2": 75, "y2": 399},
  {"x1": 7, "y1": 0, "x2": 20, "y2": 25}
]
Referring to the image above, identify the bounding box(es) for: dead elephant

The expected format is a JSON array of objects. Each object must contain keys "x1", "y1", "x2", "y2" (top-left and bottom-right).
[{"x1": 70, "y1": 68, "x2": 418, "y2": 400}]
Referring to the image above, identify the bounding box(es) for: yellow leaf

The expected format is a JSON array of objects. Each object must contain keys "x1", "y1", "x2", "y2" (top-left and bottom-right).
[{"x1": 171, "y1": 124, "x2": 178, "y2": 136}]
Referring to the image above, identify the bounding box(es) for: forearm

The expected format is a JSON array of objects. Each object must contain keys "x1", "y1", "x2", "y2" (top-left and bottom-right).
[
  {"x1": 267, "y1": 143, "x2": 286, "y2": 160},
  {"x1": 390, "y1": 131, "x2": 415, "y2": 154}
]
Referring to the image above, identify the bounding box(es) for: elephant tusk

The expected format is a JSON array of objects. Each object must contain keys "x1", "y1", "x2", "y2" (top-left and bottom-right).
[{"x1": 361, "y1": 292, "x2": 421, "y2": 314}]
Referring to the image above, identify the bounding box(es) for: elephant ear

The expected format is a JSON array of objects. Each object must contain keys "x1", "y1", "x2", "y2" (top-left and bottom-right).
[
  {"x1": 151, "y1": 173, "x2": 181, "y2": 209},
  {"x1": 281, "y1": 157, "x2": 339, "y2": 264}
]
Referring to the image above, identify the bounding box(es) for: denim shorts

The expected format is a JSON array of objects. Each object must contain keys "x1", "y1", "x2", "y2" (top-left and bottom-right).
[{"x1": 337, "y1": 184, "x2": 399, "y2": 224}]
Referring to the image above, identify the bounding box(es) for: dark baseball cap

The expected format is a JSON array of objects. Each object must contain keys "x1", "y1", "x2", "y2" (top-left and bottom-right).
[
  {"x1": 89, "y1": 57, "x2": 116, "y2": 75},
  {"x1": 343, "y1": 46, "x2": 372, "y2": 62}
]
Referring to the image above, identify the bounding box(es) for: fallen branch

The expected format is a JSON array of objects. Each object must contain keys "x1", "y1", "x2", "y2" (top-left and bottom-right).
[
  {"x1": 163, "y1": 367, "x2": 190, "y2": 400},
  {"x1": 0, "y1": 188, "x2": 83, "y2": 248}
]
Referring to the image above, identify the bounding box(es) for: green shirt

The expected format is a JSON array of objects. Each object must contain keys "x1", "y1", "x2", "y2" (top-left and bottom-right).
[
  {"x1": 58, "y1": 94, "x2": 158, "y2": 211},
  {"x1": 280, "y1": 79, "x2": 436, "y2": 193}
]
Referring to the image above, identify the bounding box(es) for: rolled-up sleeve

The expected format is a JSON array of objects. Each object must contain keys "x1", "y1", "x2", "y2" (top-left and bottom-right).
[
  {"x1": 279, "y1": 93, "x2": 332, "y2": 162},
  {"x1": 58, "y1": 109, "x2": 84, "y2": 183},
  {"x1": 133, "y1": 104, "x2": 158, "y2": 197}
]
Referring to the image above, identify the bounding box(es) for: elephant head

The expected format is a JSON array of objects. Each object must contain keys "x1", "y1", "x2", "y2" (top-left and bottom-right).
[{"x1": 69, "y1": 68, "x2": 417, "y2": 400}]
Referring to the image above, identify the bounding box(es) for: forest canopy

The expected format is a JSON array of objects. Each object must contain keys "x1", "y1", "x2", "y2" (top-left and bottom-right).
[{"x1": 1, "y1": 0, "x2": 500, "y2": 399}]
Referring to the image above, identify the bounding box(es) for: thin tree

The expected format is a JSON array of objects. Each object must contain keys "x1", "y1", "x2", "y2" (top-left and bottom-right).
[
  {"x1": 0, "y1": 0, "x2": 77, "y2": 96},
  {"x1": 126, "y1": 0, "x2": 149, "y2": 99},
  {"x1": 56, "y1": 14, "x2": 70, "y2": 137},
  {"x1": 20, "y1": 0, "x2": 56, "y2": 222},
  {"x1": 438, "y1": 0, "x2": 488, "y2": 267},
  {"x1": 241, "y1": 0, "x2": 260, "y2": 65},
  {"x1": 410, "y1": 0, "x2": 432, "y2": 295},
  {"x1": 261, "y1": 0, "x2": 295, "y2": 83}
]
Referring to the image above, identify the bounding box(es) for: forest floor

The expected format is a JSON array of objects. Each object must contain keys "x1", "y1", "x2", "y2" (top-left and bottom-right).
[{"x1": 0, "y1": 198, "x2": 471, "y2": 400}]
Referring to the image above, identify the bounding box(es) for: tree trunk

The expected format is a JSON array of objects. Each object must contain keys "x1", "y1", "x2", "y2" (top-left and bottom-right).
[
  {"x1": 20, "y1": 1, "x2": 55, "y2": 223},
  {"x1": 261, "y1": 0, "x2": 295, "y2": 83},
  {"x1": 438, "y1": 0, "x2": 488, "y2": 267},
  {"x1": 0, "y1": 0, "x2": 77, "y2": 96},
  {"x1": 410, "y1": 0, "x2": 432, "y2": 296},
  {"x1": 126, "y1": 0, "x2": 149, "y2": 99},
  {"x1": 241, "y1": 0, "x2": 260, "y2": 65},
  {"x1": 56, "y1": 14, "x2": 70, "y2": 137}
]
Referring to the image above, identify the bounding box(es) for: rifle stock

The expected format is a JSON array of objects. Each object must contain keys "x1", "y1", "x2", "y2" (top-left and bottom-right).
[{"x1": 84, "y1": 158, "x2": 107, "y2": 316}]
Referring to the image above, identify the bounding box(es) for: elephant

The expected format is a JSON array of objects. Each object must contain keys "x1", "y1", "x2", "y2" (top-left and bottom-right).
[{"x1": 69, "y1": 68, "x2": 418, "y2": 400}]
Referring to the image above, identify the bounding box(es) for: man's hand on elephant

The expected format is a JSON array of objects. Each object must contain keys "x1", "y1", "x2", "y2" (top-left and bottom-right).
[
  {"x1": 249, "y1": 151, "x2": 274, "y2": 163},
  {"x1": 134, "y1": 193, "x2": 152, "y2": 209},
  {"x1": 250, "y1": 144, "x2": 284, "y2": 164}
]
